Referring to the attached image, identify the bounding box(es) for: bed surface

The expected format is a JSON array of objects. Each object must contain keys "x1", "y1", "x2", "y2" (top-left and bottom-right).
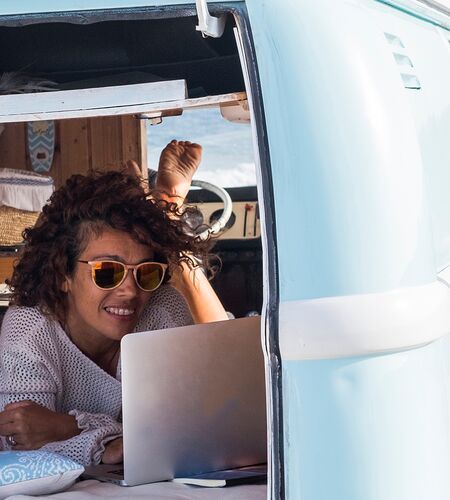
[{"x1": 6, "y1": 478, "x2": 267, "y2": 499}]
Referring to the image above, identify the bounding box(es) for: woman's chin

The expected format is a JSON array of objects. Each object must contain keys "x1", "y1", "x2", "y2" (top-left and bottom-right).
[{"x1": 102, "y1": 312, "x2": 139, "y2": 339}]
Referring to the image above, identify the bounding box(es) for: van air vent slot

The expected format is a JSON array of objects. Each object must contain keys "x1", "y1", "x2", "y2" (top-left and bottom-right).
[
  {"x1": 400, "y1": 74, "x2": 421, "y2": 89},
  {"x1": 384, "y1": 32, "x2": 421, "y2": 90},
  {"x1": 393, "y1": 53, "x2": 413, "y2": 67},
  {"x1": 384, "y1": 33, "x2": 404, "y2": 48}
]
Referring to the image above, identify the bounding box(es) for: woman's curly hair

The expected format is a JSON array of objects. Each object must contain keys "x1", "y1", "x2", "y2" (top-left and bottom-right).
[{"x1": 7, "y1": 170, "x2": 211, "y2": 322}]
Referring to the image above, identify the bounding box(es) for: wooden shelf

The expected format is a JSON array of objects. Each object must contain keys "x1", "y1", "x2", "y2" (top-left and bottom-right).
[
  {"x1": 0, "y1": 78, "x2": 247, "y2": 123},
  {"x1": 0, "y1": 79, "x2": 187, "y2": 123}
]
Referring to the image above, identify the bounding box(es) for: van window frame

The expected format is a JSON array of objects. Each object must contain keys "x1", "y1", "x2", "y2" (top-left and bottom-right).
[{"x1": 0, "y1": 4, "x2": 283, "y2": 498}]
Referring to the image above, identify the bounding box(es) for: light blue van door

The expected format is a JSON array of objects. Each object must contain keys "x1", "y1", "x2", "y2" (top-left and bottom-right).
[{"x1": 243, "y1": 0, "x2": 450, "y2": 499}]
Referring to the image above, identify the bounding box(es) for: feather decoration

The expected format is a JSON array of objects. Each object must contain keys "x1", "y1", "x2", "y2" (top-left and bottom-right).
[{"x1": 0, "y1": 72, "x2": 57, "y2": 95}]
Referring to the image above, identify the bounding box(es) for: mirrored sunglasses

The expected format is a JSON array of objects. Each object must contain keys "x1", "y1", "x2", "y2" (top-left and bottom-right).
[{"x1": 77, "y1": 260, "x2": 168, "y2": 292}]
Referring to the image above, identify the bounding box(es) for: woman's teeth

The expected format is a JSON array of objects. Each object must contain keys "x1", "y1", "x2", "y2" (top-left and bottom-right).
[{"x1": 105, "y1": 307, "x2": 135, "y2": 316}]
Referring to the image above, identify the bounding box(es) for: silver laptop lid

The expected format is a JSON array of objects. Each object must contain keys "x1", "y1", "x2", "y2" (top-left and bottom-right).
[{"x1": 120, "y1": 316, "x2": 267, "y2": 486}]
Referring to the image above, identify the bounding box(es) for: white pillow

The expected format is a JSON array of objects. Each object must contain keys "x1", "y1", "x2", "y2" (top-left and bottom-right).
[{"x1": 0, "y1": 450, "x2": 84, "y2": 499}]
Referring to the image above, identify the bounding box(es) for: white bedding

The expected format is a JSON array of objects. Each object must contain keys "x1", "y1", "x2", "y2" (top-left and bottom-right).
[{"x1": 6, "y1": 478, "x2": 267, "y2": 499}]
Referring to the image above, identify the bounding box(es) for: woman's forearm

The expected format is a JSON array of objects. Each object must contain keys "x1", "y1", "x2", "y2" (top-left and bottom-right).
[
  {"x1": 57, "y1": 413, "x2": 81, "y2": 442},
  {"x1": 0, "y1": 401, "x2": 81, "y2": 450},
  {"x1": 153, "y1": 143, "x2": 228, "y2": 323},
  {"x1": 171, "y1": 262, "x2": 228, "y2": 323}
]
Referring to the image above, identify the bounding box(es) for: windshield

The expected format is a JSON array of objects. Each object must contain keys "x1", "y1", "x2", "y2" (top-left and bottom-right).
[{"x1": 147, "y1": 107, "x2": 256, "y2": 188}]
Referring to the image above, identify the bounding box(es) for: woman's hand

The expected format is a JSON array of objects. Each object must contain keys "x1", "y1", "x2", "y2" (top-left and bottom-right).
[
  {"x1": 156, "y1": 140, "x2": 202, "y2": 205},
  {"x1": 102, "y1": 437, "x2": 123, "y2": 464},
  {"x1": 0, "y1": 400, "x2": 80, "y2": 450}
]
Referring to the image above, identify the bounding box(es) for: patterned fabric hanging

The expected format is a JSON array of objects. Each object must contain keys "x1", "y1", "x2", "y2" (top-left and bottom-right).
[{"x1": 27, "y1": 121, "x2": 55, "y2": 173}]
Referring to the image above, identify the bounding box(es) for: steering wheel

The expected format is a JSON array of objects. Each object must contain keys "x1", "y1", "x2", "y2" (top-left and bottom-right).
[
  {"x1": 189, "y1": 179, "x2": 233, "y2": 241},
  {"x1": 147, "y1": 169, "x2": 233, "y2": 240}
]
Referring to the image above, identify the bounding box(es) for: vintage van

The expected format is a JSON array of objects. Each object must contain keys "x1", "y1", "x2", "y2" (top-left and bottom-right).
[{"x1": 0, "y1": 0, "x2": 449, "y2": 499}]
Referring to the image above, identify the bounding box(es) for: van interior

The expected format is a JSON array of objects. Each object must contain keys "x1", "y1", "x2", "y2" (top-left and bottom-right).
[
  {"x1": 0, "y1": 6, "x2": 273, "y2": 495},
  {"x1": 0, "y1": 11, "x2": 263, "y2": 321}
]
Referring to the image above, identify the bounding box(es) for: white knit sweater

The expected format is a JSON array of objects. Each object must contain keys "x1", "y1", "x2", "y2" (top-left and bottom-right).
[{"x1": 0, "y1": 285, "x2": 193, "y2": 466}]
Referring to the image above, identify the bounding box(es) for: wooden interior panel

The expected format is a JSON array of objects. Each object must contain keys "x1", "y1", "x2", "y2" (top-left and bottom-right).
[
  {"x1": 49, "y1": 120, "x2": 62, "y2": 188},
  {"x1": 0, "y1": 123, "x2": 27, "y2": 169},
  {"x1": 0, "y1": 256, "x2": 16, "y2": 283},
  {"x1": 90, "y1": 116, "x2": 122, "y2": 170},
  {"x1": 137, "y1": 118, "x2": 148, "y2": 177},
  {"x1": 57, "y1": 118, "x2": 90, "y2": 187},
  {"x1": 0, "y1": 115, "x2": 147, "y2": 188},
  {"x1": 121, "y1": 115, "x2": 141, "y2": 163}
]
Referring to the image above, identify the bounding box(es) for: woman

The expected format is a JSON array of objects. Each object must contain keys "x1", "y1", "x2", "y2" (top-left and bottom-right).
[{"x1": 0, "y1": 140, "x2": 228, "y2": 466}]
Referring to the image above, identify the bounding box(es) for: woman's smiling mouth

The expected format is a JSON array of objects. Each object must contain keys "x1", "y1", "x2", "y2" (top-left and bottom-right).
[{"x1": 104, "y1": 306, "x2": 136, "y2": 317}]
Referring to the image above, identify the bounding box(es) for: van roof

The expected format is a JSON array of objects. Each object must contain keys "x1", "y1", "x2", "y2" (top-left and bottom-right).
[{"x1": 0, "y1": 0, "x2": 448, "y2": 18}]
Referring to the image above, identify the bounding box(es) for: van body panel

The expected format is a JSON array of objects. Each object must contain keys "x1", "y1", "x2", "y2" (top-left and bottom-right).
[
  {"x1": 244, "y1": 0, "x2": 450, "y2": 498},
  {"x1": 360, "y1": 1, "x2": 450, "y2": 270},
  {"x1": 282, "y1": 341, "x2": 450, "y2": 500},
  {"x1": 1, "y1": 0, "x2": 450, "y2": 19},
  {"x1": 368, "y1": 2, "x2": 450, "y2": 273},
  {"x1": 246, "y1": 0, "x2": 448, "y2": 303}
]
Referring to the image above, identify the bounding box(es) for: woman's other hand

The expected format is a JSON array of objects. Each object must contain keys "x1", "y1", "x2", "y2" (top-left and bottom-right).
[
  {"x1": 124, "y1": 158, "x2": 142, "y2": 179},
  {"x1": 0, "y1": 400, "x2": 80, "y2": 450},
  {"x1": 102, "y1": 437, "x2": 123, "y2": 464},
  {"x1": 156, "y1": 140, "x2": 202, "y2": 205}
]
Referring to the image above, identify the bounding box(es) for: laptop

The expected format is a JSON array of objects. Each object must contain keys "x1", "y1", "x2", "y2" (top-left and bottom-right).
[{"x1": 83, "y1": 315, "x2": 267, "y2": 486}]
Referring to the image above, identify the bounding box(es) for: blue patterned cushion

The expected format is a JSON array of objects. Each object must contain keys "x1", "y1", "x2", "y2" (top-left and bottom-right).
[{"x1": 0, "y1": 450, "x2": 84, "y2": 498}]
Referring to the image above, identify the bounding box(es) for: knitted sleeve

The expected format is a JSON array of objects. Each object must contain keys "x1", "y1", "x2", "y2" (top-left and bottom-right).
[
  {"x1": 39, "y1": 411, "x2": 122, "y2": 466},
  {"x1": 135, "y1": 284, "x2": 194, "y2": 331},
  {"x1": 0, "y1": 308, "x2": 59, "y2": 410},
  {"x1": 0, "y1": 307, "x2": 122, "y2": 466}
]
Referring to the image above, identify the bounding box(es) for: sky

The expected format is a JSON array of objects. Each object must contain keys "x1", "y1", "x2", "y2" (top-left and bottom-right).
[{"x1": 146, "y1": 107, "x2": 257, "y2": 188}]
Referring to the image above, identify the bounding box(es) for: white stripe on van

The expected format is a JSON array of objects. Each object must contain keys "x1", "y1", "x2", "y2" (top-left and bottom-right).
[{"x1": 279, "y1": 279, "x2": 450, "y2": 360}]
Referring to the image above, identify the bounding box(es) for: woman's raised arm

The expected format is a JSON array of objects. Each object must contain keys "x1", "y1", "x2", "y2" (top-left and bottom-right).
[
  {"x1": 156, "y1": 140, "x2": 228, "y2": 323},
  {"x1": 128, "y1": 140, "x2": 228, "y2": 323}
]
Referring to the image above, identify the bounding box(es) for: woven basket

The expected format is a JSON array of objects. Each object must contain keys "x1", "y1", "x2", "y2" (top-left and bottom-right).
[
  {"x1": 0, "y1": 205, "x2": 39, "y2": 246},
  {"x1": 0, "y1": 168, "x2": 53, "y2": 247}
]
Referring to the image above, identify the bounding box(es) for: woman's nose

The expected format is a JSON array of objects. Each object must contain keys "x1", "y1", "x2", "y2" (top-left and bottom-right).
[{"x1": 116, "y1": 270, "x2": 139, "y2": 296}]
